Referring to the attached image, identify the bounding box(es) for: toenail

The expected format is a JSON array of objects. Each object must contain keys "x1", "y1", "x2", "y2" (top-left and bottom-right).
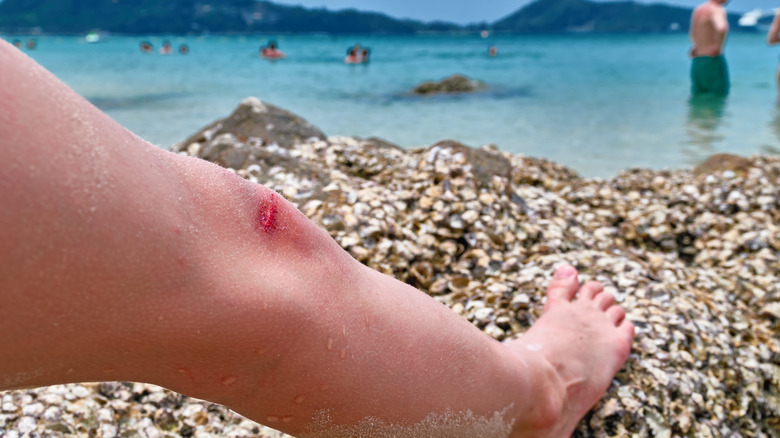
[{"x1": 553, "y1": 265, "x2": 576, "y2": 279}]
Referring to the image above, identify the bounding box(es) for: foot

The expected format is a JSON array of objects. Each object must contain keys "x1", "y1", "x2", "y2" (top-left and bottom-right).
[{"x1": 504, "y1": 265, "x2": 634, "y2": 437}]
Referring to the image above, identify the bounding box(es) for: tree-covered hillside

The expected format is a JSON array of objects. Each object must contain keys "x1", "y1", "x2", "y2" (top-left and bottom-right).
[
  {"x1": 0, "y1": 0, "x2": 459, "y2": 34},
  {"x1": 493, "y1": 0, "x2": 747, "y2": 33},
  {"x1": 0, "y1": 0, "x2": 756, "y2": 35}
]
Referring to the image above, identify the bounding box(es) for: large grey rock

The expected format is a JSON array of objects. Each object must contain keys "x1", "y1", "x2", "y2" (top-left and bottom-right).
[
  {"x1": 171, "y1": 98, "x2": 332, "y2": 191},
  {"x1": 694, "y1": 153, "x2": 752, "y2": 177},
  {"x1": 175, "y1": 97, "x2": 327, "y2": 150},
  {"x1": 200, "y1": 133, "x2": 251, "y2": 169}
]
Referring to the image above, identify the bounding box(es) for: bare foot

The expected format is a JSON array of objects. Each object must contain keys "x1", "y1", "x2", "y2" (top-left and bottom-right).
[{"x1": 505, "y1": 265, "x2": 634, "y2": 437}]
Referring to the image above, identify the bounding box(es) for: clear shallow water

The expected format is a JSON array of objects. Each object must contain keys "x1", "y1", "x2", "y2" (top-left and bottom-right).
[{"x1": 5, "y1": 33, "x2": 780, "y2": 178}]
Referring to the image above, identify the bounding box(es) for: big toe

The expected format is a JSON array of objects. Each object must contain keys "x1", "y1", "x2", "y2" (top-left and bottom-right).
[{"x1": 545, "y1": 265, "x2": 579, "y2": 305}]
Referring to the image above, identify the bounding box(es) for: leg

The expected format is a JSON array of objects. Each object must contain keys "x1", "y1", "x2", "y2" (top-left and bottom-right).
[
  {"x1": 0, "y1": 39, "x2": 633, "y2": 437},
  {"x1": 776, "y1": 63, "x2": 780, "y2": 99}
]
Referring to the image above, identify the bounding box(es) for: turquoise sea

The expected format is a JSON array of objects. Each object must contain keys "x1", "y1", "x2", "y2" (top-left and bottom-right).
[{"x1": 4, "y1": 33, "x2": 780, "y2": 178}]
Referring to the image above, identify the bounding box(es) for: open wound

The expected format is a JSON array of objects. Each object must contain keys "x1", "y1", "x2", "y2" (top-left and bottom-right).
[{"x1": 257, "y1": 193, "x2": 279, "y2": 233}]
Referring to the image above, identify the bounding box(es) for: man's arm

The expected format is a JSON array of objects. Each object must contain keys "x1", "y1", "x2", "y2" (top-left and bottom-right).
[
  {"x1": 712, "y1": 6, "x2": 729, "y2": 33},
  {"x1": 712, "y1": 6, "x2": 729, "y2": 49},
  {"x1": 689, "y1": 7, "x2": 698, "y2": 55},
  {"x1": 769, "y1": 10, "x2": 780, "y2": 45}
]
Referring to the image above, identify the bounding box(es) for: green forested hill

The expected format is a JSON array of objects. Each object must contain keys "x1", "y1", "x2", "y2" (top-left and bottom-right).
[
  {"x1": 0, "y1": 0, "x2": 458, "y2": 34},
  {"x1": 493, "y1": 0, "x2": 746, "y2": 33},
  {"x1": 0, "y1": 0, "x2": 755, "y2": 35}
]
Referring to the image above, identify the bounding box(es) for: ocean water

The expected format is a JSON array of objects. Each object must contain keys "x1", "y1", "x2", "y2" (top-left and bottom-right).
[{"x1": 5, "y1": 33, "x2": 780, "y2": 178}]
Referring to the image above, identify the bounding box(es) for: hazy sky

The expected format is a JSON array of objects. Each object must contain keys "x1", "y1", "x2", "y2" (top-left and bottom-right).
[{"x1": 272, "y1": 0, "x2": 771, "y2": 24}]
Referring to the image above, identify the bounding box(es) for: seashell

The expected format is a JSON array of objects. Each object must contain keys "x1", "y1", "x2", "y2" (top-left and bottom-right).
[
  {"x1": 510, "y1": 293, "x2": 531, "y2": 309},
  {"x1": 321, "y1": 214, "x2": 345, "y2": 231},
  {"x1": 461, "y1": 209, "x2": 479, "y2": 225},
  {"x1": 463, "y1": 232, "x2": 478, "y2": 247},
  {"x1": 483, "y1": 323, "x2": 505, "y2": 340},
  {"x1": 472, "y1": 308, "x2": 493, "y2": 326},
  {"x1": 439, "y1": 240, "x2": 459, "y2": 256},
  {"x1": 349, "y1": 246, "x2": 370, "y2": 262},
  {"x1": 428, "y1": 278, "x2": 449, "y2": 294},
  {"x1": 759, "y1": 302, "x2": 780, "y2": 320},
  {"x1": 448, "y1": 275, "x2": 471, "y2": 291},
  {"x1": 186, "y1": 142, "x2": 202, "y2": 156},
  {"x1": 486, "y1": 259, "x2": 502, "y2": 276},
  {"x1": 448, "y1": 214, "x2": 465, "y2": 230}
]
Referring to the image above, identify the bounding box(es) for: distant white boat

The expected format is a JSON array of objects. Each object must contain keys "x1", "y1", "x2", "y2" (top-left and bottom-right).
[
  {"x1": 738, "y1": 8, "x2": 772, "y2": 27},
  {"x1": 84, "y1": 31, "x2": 106, "y2": 43}
]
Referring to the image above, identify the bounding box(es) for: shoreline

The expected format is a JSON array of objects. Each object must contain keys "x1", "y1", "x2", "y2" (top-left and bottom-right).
[{"x1": 1, "y1": 100, "x2": 778, "y2": 436}]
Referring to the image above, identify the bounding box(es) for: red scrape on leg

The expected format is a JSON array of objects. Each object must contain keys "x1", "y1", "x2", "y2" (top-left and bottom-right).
[{"x1": 257, "y1": 192, "x2": 279, "y2": 234}]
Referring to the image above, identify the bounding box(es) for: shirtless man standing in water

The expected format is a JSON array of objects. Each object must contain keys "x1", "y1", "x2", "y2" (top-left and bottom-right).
[
  {"x1": 0, "y1": 39, "x2": 634, "y2": 437},
  {"x1": 689, "y1": 0, "x2": 730, "y2": 95}
]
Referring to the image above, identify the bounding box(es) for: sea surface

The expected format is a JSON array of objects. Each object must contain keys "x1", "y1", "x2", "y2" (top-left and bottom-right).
[{"x1": 5, "y1": 33, "x2": 780, "y2": 178}]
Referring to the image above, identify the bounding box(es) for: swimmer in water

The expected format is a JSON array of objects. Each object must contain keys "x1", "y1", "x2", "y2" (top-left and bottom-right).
[
  {"x1": 160, "y1": 40, "x2": 173, "y2": 55},
  {"x1": 344, "y1": 44, "x2": 369, "y2": 64},
  {"x1": 344, "y1": 47, "x2": 360, "y2": 64},
  {"x1": 261, "y1": 40, "x2": 286, "y2": 60},
  {"x1": 0, "y1": 39, "x2": 633, "y2": 438}
]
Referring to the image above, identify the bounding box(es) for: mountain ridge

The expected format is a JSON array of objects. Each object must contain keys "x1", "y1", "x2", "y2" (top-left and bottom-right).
[{"x1": 0, "y1": 0, "x2": 755, "y2": 35}]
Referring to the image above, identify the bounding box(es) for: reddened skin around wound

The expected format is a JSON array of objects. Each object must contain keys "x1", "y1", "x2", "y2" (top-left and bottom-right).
[{"x1": 256, "y1": 192, "x2": 279, "y2": 234}]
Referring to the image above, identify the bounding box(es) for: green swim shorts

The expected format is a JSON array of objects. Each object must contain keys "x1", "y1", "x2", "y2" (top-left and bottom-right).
[{"x1": 691, "y1": 55, "x2": 729, "y2": 96}]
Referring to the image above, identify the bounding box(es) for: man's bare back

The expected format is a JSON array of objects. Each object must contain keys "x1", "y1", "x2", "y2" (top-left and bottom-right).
[{"x1": 690, "y1": 0, "x2": 729, "y2": 57}]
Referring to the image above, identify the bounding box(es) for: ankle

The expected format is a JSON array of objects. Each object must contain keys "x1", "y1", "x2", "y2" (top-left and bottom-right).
[{"x1": 505, "y1": 347, "x2": 567, "y2": 437}]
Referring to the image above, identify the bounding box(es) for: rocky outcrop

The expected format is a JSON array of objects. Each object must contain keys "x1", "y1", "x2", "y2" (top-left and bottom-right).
[
  {"x1": 172, "y1": 97, "x2": 328, "y2": 172},
  {"x1": 694, "y1": 152, "x2": 754, "y2": 177},
  {"x1": 412, "y1": 74, "x2": 486, "y2": 95},
  {"x1": 176, "y1": 96, "x2": 327, "y2": 152}
]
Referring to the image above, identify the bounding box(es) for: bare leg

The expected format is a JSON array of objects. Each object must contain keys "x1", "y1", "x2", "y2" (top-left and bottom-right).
[
  {"x1": 0, "y1": 40, "x2": 633, "y2": 437},
  {"x1": 776, "y1": 64, "x2": 780, "y2": 100}
]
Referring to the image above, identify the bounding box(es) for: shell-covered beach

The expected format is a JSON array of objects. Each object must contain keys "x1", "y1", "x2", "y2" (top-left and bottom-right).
[{"x1": 1, "y1": 98, "x2": 778, "y2": 437}]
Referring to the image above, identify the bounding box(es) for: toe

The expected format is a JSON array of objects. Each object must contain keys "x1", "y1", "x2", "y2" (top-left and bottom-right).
[
  {"x1": 545, "y1": 265, "x2": 579, "y2": 303},
  {"x1": 594, "y1": 291, "x2": 615, "y2": 311},
  {"x1": 606, "y1": 306, "x2": 626, "y2": 326},
  {"x1": 619, "y1": 320, "x2": 635, "y2": 343},
  {"x1": 577, "y1": 281, "x2": 604, "y2": 301},
  {"x1": 613, "y1": 321, "x2": 635, "y2": 364}
]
